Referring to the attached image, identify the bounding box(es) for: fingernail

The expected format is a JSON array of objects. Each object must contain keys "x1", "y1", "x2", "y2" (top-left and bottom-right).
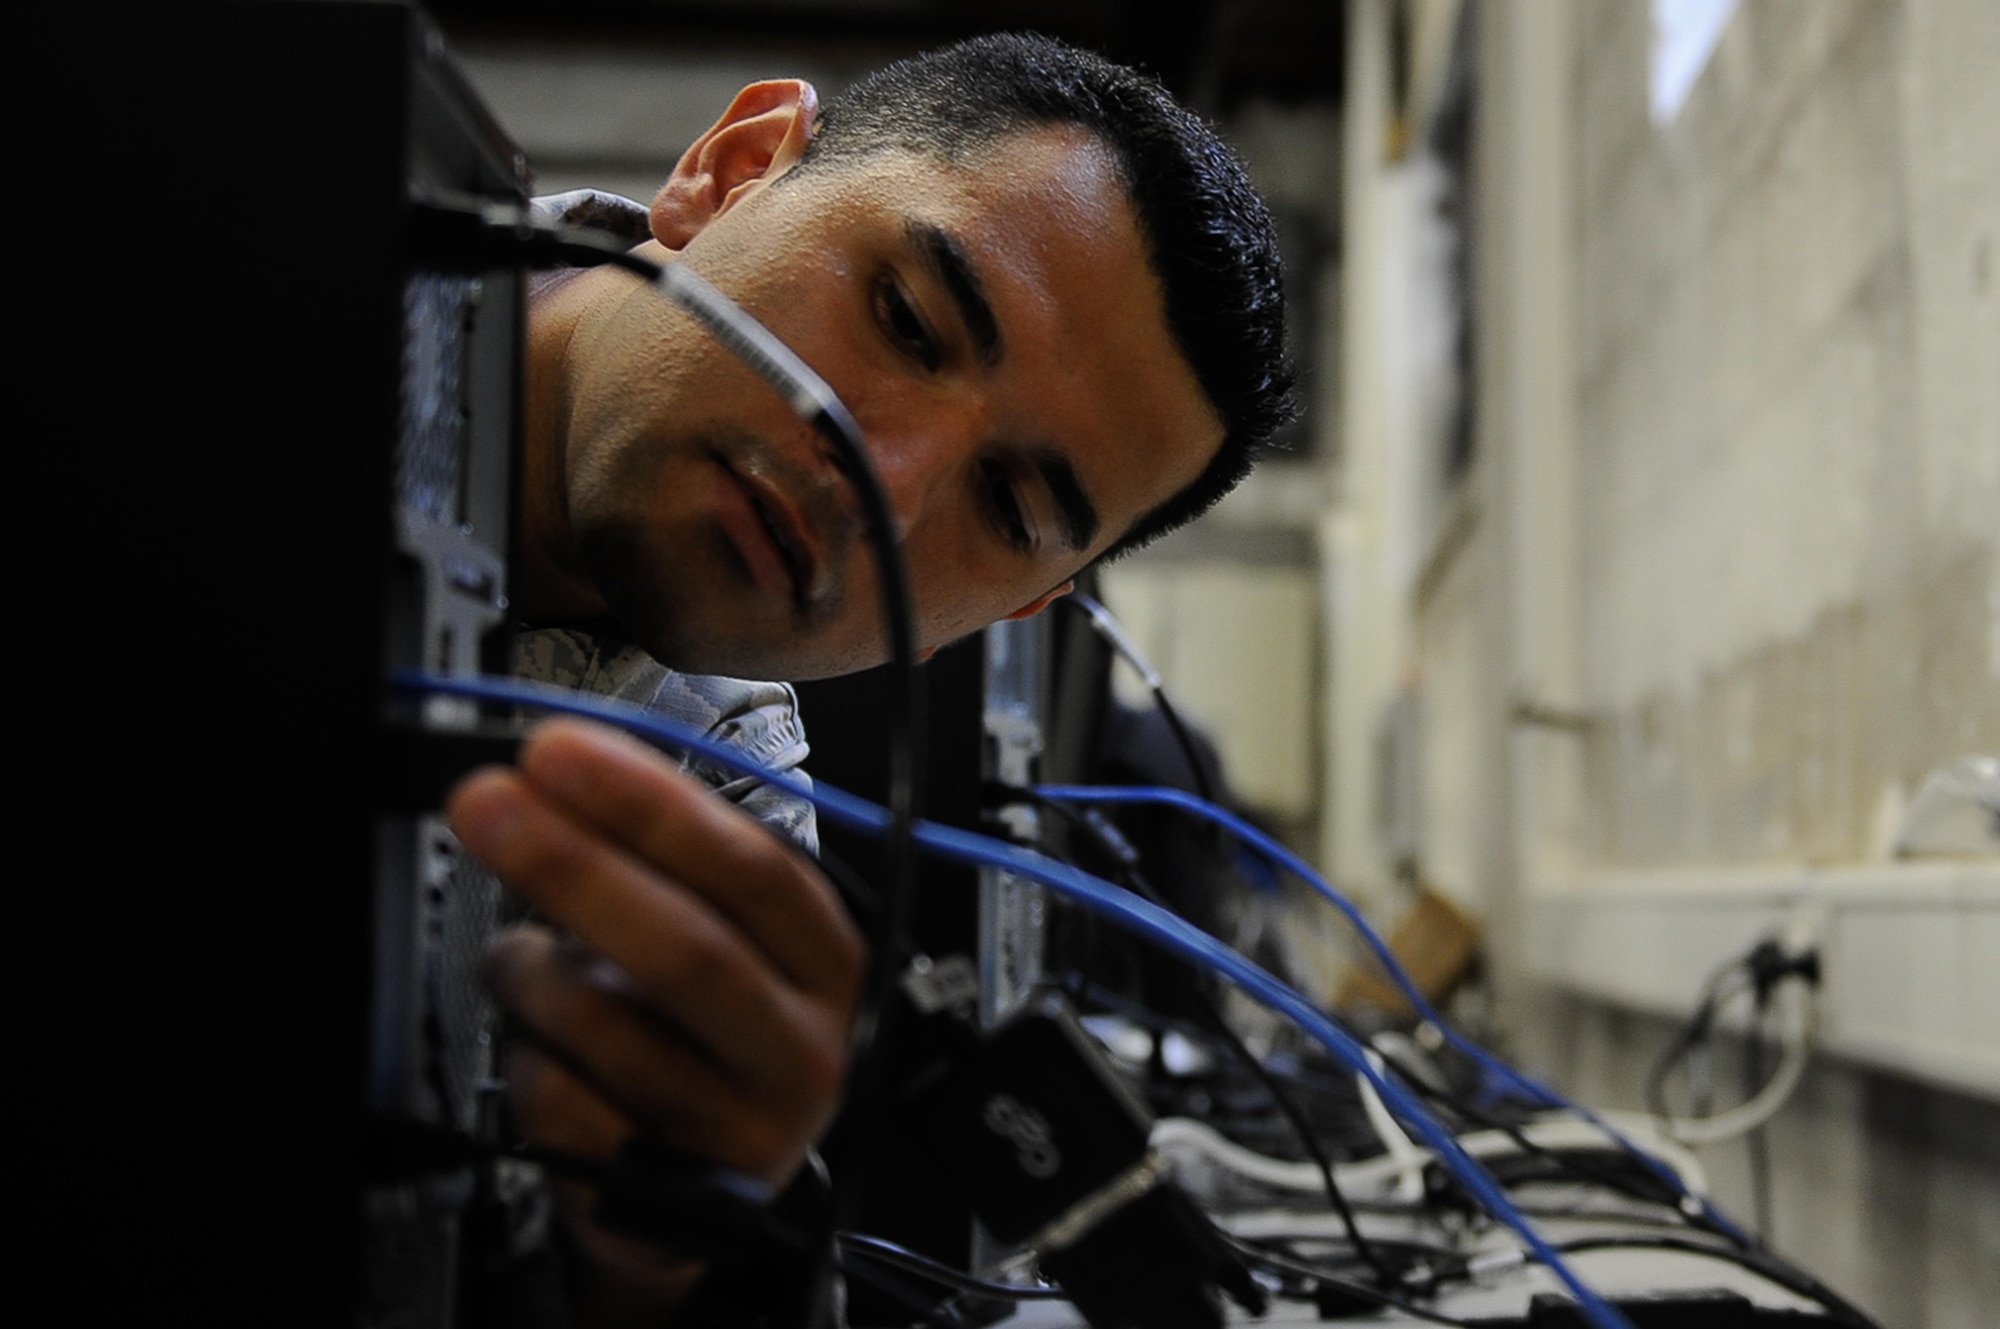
[{"x1": 447, "y1": 770, "x2": 524, "y2": 859}]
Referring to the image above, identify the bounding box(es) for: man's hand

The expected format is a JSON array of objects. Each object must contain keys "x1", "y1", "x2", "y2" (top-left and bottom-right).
[{"x1": 446, "y1": 717, "x2": 865, "y2": 1319}]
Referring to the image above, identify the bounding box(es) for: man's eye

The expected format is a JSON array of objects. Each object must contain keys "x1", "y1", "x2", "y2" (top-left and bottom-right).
[
  {"x1": 876, "y1": 279, "x2": 940, "y2": 372},
  {"x1": 980, "y1": 459, "x2": 1033, "y2": 552}
]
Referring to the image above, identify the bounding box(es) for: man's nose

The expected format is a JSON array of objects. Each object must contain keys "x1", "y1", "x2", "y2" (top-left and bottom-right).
[{"x1": 861, "y1": 399, "x2": 988, "y2": 538}]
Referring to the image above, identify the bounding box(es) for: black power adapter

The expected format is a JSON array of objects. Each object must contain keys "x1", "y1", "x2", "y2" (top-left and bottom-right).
[{"x1": 905, "y1": 988, "x2": 1264, "y2": 1329}]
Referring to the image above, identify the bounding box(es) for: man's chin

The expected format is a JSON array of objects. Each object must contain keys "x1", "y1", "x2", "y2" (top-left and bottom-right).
[
  {"x1": 684, "y1": 635, "x2": 889, "y2": 684},
  {"x1": 614, "y1": 608, "x2": 885, "y2": 684},
  {"x1": 578, "y1": 526, "x2": 887, "y2": 681}
]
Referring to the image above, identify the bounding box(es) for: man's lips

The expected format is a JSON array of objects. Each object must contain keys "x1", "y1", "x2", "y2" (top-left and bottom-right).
[{"x1": 717, "y1": 461, "x2": 820, "y2": 610}]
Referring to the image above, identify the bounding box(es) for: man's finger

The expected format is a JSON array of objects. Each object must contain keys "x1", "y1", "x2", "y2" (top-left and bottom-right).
[
  {"x1": 487, "y1": 926, "x2": 813, "y2": 1175},
  {"x1": 504, "y1": 1039, "x2": 635, "y2": 1162},
  {"x1": 501, "y1": 1043, "x2": 712, "y2": 1312},
  {"x1": 449, "y1": 768, "x2": 826, "y2": 1092},
  {"x1": 513, "y1": 718, "x2": 864, "y2": 997}
]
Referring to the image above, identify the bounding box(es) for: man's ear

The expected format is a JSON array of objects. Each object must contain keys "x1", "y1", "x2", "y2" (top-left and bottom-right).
[
  {"x1": 650, "y1": 80, "x2": 818, "y2": 250},
  {"x1": 1001, "y1": 580, "x2": 1076, "y2": 623}
]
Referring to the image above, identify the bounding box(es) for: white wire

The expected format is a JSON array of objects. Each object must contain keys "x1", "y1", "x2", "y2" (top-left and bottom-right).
[
  {"x1": 1028, "y1": 781, "x2": 1748, "y2": 1249},
  {"x1": 1358, "y1": 1050, "x2": 1427, "y2": 1202},
  {"x1": 1151, "y1": 1111, "x2": 1711, "y2": 1202},
  {"x1": 1662, "y1": 973, "x2": 1816, "y2": 1146}
]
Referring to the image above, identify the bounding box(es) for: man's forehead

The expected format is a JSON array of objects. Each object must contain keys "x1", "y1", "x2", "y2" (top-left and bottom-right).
[
  {"x1": 796, "y1": 124, "x2": 1131, "y2": 214},
  {"x1": 803, "y1": 116, "x2": 1121, "y2": 169}
]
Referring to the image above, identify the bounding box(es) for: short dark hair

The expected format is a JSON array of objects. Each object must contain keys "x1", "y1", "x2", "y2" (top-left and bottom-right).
[{"x1": 791, "y1": 32, "x2": 1297, "y2": 558}]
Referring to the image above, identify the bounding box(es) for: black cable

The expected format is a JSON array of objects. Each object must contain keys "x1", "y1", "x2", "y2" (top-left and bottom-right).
[
  {"x1": 999, "y1": 784, "x2": 1397, "y2": 1289},
  {"x1": 1029, "y1": 777, "x2": 1757, "y2": 1254},
  {"x1": 1645, "y1": 964, "x2": 1751, "y2": 1120},
  {"x1": 1645, "y1": 938, "x2": 1818, "y2": 1129},
  {"x1": 1390, "y1": 1060, "x2": 1702, "y2": 1229},
  {"x1": 1059, "y1": 593, "x2": 1215, "y2": 804},
  {"x1": 1554, "y1": 1235, "x2": 1883, "y2": 1328},
  {"x1": 600, "y1": 226, "x2": 925, "y2": 1241},
  {"x1": 409, "y1": 198, "x2": 923, "y2": 966},
  {"x1": 410, "y1": 198, "x2": 927, "y2": 1238},
  {"x1": 1238, "y1": 1231, "x2": 1468, "y2": 1274},
  {"x1": 810, "y1": 844, "x2": 884, "y2": 920},
  {"x1": 828, "y1": 1254, "x2": 969, "y2": 1329},
  {"x1": 1236, "y1": 1227, "x2": 1883, "y2": 1329},
  {"x1": 1189, "y1": 987, "x2": 1394, "y2": 1285},
  {"x1": 1643, "y1": 936, "x2": 1826, "y2": 1249},
  {"x1": 1744, "y1": 988, "x2": 1775, "y2": 1240},
  {"x1": 517, "y1": 1144, "x2": 981, "y2": 1329},
  {"x1": 1214, "y1": 1229, "x2": 1480, "y2": 1328},
  {"x1": 1056, "y1": 893, "x2": 1718, "y2": 1271},
  {"x1": 1058, "y1": 970, "x2": 1391, "y2": 1165},
  {"x1": 837, "y1": 1233, "x2": 1069, "y2": 1302},
  {"x1": 1224, "y1": 1027, "x2": 1700, "y2": 1232},
  {"x1": 404, "y1": 674, "x2": 1646, "y2": 1328}
]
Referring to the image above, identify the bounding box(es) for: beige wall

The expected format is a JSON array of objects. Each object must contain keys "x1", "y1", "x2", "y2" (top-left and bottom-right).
[
  {"x1": 1572, "y1": 0, "x2": 1999, "y2": 867},
  {"x1": 1315, "y1": 0, "x2": 1999, "y2": 1043},
  {"x1": 1322, "y1": 3, "x2": 1998, "y2": 1323}
]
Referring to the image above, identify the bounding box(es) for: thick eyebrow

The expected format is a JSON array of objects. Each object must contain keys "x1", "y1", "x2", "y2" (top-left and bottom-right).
[
  {"x1": 900, "y1": 219, "x2": 1094, "y2": 552},
  {"x1": 1031, "y1": 448, "x2": 1100, "y2": 553},
  {"x1": 905, "y1": 218, "x2": 1002, "y2": 367}
]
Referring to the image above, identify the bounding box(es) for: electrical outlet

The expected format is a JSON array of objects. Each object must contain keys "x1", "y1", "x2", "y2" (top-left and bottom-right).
[{"x1": 1780, "y1": 898, "x2": 1831, "y2": 958}]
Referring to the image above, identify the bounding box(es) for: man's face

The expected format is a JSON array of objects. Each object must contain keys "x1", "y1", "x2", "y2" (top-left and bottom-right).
[{"x1": 555, "y1": 127, "x2": 1224, "y2": 681}]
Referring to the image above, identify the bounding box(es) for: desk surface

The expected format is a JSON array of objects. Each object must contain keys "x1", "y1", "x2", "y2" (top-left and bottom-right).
[{"x1": 990, "y1": 1204, "x2": 1833, "y2": 1327}]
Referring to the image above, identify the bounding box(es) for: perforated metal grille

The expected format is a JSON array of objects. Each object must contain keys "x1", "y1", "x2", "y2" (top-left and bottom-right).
[
  {"x1": 420, "y1": 821, "x2": 500, "y2": 1133},
  {"x1": 397, "y1": 272, "x2": 481, "y2": 523}
]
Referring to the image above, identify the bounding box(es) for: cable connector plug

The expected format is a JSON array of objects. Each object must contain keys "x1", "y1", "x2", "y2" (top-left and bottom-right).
[
  {"x1": 905, "y1": 988, "x2": 1261, "y2": 1329},
  {"x1": 1743, "y1": 937, "x2": 1822, "y2": 1004},
  {"x1": 406, "y1": 192, "x2": 646, "y2": 274}
]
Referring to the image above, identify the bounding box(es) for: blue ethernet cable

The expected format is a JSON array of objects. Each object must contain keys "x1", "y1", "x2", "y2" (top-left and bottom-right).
[
  {"x1": 394, "y1": 669, "x2": 1637, "y2": 1329},
  {"x1": 1029, "y1": 782, "x2": 1753, "y2": 1248},
  {"x1": 1034, "y1": 786, "x2": 1548, "y2": 1103}
]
